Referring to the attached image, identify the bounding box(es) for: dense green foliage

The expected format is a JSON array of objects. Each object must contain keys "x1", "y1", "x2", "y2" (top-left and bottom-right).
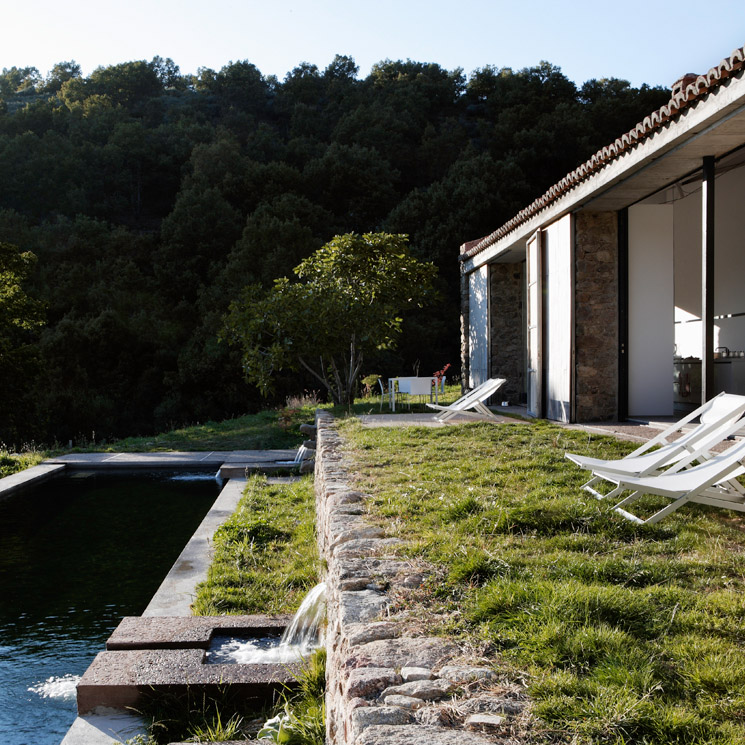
[
  {"x1": 0, "y1": 57, "x2": 669, "y2": 444},
  {"x1": 0, "y1": 445, "x2": 43, "y2": 477},
  {"x1": 0, "y1": 242, "x2": 44, "y2": 442},
  {"x1": 342, "y1": 419, "x2": 745, "y2": 744},
  {"x1": 224, "y1": 232, "x2": 436, "y2": 404}
]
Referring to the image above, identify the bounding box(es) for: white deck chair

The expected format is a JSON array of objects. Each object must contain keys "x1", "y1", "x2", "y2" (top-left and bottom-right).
[
  {"x1": 427, "y1": 378, "x2": 506, "y2": 422},
  {"x1": 565, "y1": 392, "x2": 745, "y2": 500},
  {"x1": 423, "y1": 376, "x2": 495, "y2": 409},
  {"x1": 597, "y1": 435, "x2": 745, "y2": 525}
]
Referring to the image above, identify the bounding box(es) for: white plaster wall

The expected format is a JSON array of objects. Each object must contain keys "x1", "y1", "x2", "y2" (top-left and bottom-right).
[
  {"x1": 468, "y1": 265, "x2": 489, "y2": 388},
  {"x1": 674, "y1": 164, "x2": 745, "y2": 358},
  {"x1": 713, "y1": 165, "x2": 745, "y2": 352},
  {"x1": 673, "y1": 184, "x2": 702, "y2": 358},
  {"x1": 629, "y1": 203, "x2": 674, "y2": 416},
  {"x1": 543, "y1": 215, "x2": 572, "y2": 422}
]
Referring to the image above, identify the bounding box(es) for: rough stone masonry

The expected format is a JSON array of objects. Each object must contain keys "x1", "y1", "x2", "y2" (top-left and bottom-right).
[{"x1": 314, "y1": 411, "x2": 533, "y2": 745}]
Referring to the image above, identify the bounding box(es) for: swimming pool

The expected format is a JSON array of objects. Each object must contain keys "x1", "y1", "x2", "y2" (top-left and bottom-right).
[{"x1": 0, "y1": 469, "x2": 221, "y2": 745}]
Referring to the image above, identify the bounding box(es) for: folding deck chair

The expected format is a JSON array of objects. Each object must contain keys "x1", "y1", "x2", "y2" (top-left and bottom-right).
[
  {"x1": 596, "y1": 435, "x2": 745, "y2": 525},
  {"x1": 427, "y1": 378, "x2": 506, "y2": 422},
  {"x1": 565, "y1": 392, "x2": 745, "y2": 500}
]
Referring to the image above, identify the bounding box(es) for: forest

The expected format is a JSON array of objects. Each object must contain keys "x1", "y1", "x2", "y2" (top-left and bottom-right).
[{"x1": 0, "y1": 55, "x2": 669, "y2": 445}]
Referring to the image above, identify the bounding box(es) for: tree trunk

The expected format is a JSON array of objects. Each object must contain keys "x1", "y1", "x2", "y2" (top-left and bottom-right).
[{"x1": 298, "y1": 338, "x2": 363, "y2": 406}]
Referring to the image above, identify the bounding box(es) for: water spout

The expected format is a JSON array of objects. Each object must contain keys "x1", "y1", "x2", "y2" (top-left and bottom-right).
[
  {"x1": 279, "y1": 582, "x2": 326, "y2": 649},
  {"x1": 206, "y1": 583, "x2": 326, "y2": 664}
]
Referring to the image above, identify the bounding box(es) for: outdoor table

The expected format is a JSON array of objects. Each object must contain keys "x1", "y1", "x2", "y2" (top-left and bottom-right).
[{"x1": 388, "y1": 376, "x2": 439, "y2": 412}]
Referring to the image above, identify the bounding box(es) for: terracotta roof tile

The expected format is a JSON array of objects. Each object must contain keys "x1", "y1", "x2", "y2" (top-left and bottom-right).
[{"x1": 461, "y1": 45, "x2": 745, "y2": 261}]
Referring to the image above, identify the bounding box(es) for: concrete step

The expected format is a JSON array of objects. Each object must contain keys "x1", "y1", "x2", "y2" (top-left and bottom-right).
[
  {"x1": 77, "y1": 615, "x2": 299, "y2": 715},
  {"x1": 77, "y1": 648, "x2": 298, "y2": 714},
  {"x1": 106, "y1": 614, "x2": 292, "y2": 650}
]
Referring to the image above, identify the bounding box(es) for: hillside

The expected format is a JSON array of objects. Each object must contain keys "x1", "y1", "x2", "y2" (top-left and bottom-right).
[{"x1": 0, "y1": 58, "x2": 668, "y2": 444}]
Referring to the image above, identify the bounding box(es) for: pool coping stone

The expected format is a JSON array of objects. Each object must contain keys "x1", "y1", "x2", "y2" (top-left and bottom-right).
[{"x1": 107, "y1": 614, "x2": 293, "y2": 650}]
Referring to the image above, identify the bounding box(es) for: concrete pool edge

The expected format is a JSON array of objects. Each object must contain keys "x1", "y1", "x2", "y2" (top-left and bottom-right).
[
  {"x1": 0, "y1": 463, "x2": 66, "y2": 501},
  {"x1": 45, "y1": 455, "x2": 286, "y2": 745},
  {"x1": 0, "y1": 448, "x2": 299, "y2": 500},
  {"x1": 143, "y1": 476, "x2": 246, "y2": 617}
]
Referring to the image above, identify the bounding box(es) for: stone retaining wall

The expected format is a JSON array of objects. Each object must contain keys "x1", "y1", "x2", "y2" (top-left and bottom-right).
[{"x1": 315, "y1": 411, "x2": 530, "y2": 745}]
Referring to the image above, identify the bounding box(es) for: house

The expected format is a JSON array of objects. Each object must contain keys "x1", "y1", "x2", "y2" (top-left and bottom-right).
[{"x1": 460, "y1": 46, "x2": 745, "y2": 422}]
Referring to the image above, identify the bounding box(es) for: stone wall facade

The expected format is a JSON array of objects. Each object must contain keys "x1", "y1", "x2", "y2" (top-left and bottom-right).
[
  {"x1": 315, "y1": 411, "x2": 530, "y2": 744},
  {"x1": 574, "y1": 211, "x2": 619, "y2": 421},
  {"x1": 489, "y1": 263, "x2": 525, "y2": 406}
]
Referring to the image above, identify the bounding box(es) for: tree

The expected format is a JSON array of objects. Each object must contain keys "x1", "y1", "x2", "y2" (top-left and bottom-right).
[
  {"x1": 87, "y1": 60, "x2": 163, "y2": 109},
  {"x1": 150, "y1": 56, "x2": 183, "y2": 89},
  {"x1": 0, "y1": 242, "x2": 44, "y2": 443},
  {"x1": 0, "y1": 66, "x2": 41, "y2": 97},
  {"x1": 156, "y1": 185, "x2": 243, "y2": 301},
  {"x1": 42, "y1": 61, "x2": 82, "y2": 93},
  {"x1": 226, "y1": 194, "x2": 332, "y2": 287},
  {"x1": 0, "y1": 242, "x2": 43, "y2": 336},
  {"x1": 0, "y1": 50, "x2": 671, "y2": 440},
  {"x1": 303, "y1": 143, "x2": 400, "y2": 230},
  {"x1": 223, "y1": 232, "x2": 436, "y2": 405}
]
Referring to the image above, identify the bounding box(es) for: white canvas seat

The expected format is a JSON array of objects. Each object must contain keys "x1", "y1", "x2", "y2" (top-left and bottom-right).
[
  {"x1": 427, "y1": 377, "x2": 506, "y2": 422},
  {"x1": 399, "y1": 376, "x2": 433, "y2": 406},
  {"x1": 388, "y1": 376, "x2": 438, "y2": 409},
  {"x1": 565, "y1": 392, "x2": 745, "y2": 500},
  {"x1": 597, "y1": 436, "x2": 745, "y2": 525}
]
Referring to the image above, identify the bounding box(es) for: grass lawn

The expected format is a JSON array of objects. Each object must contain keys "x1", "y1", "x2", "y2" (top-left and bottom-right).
[
  {"x1": 339, "y1": 416, "x2": 745, "y2": 745},
  {"x1": 0, "y1": 384, "x2": 463, "y2": 477},
  {"x1": 192, "y1": 475, "x2": 320, "y2": 616},
  {"x1": 103, "y1": 383, "x2": 465, "y2": 453},
  {"x1": 92, "y1": 409, "x2": 313, "y2": 452},
  {"x1": 185, "y1": 475, "x2": 324, "y2": 745},
  {"x1": 0, "y1": 405, "x2": 316, "y2": 475}
]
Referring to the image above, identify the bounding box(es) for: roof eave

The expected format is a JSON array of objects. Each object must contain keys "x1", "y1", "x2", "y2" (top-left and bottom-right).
[{"x1": 460, "y1": 45, "x2": 745, "y2": 269}]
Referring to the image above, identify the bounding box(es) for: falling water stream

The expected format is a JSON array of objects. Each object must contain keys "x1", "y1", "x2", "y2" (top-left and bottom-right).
[{"x1": 207, "y1": 582, "x2": 326, "y2": 664}]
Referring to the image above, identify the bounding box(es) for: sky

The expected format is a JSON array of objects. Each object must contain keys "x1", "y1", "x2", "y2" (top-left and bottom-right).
[{"x1": 3, "y1": 0, "x2": 744, "y2": 89}]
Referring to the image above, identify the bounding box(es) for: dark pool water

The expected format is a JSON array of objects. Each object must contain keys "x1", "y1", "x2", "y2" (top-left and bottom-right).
[{"x1": 0, "y1": 469, "x2": 221, "y2": 745}]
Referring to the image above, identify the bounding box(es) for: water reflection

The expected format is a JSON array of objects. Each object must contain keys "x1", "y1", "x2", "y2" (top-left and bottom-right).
[{"x1": 0, "y1": 470, "x2": 220, "y2": 745}]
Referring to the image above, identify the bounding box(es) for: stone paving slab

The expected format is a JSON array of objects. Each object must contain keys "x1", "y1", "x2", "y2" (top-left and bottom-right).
[
  {"x1": 357, "y1": 412, "x2": 683, "y2": 442},
  {"x1": 45, "y1": 450, "x2": 295, "y2": 467},
  {"x1": 77, "y1": 648, "x2": 299, "y2": 714},
  {"x1": 107, "y1": 614, "x2": 292, "y2": 650},
  {"x1": 562, "y1": 420, "x2": 665, "y2": 443},
  {"x1": 60, "y1": 710, "x2": 146, "y2": 745},
  {"x1": 357, "y1": 409, "x2": 708, "y2": 448},
  {"x1": 218, "y1": 462, "x2": 302, "y2": 478}
]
